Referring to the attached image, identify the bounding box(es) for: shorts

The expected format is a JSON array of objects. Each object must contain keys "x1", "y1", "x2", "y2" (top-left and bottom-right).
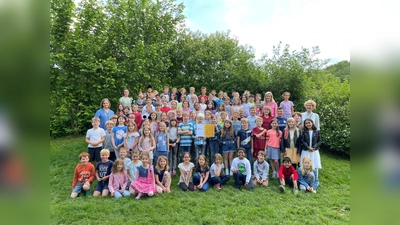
[
  {"x1": 72, "y1": 182, "x2": 85, "y2": 193},
  {"x1": 95, "y1": 181, "x2": 109, "y2": 192},
  {"x1": 222, "y1": 141, "x2": 236, "y2": 153},
  {"x1": 266, "y1": 146, "x2": 280, "y2": 160}
]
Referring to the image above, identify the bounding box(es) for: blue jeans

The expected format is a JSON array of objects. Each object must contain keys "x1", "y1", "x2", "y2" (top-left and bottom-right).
[
  {"x1": 194, "y1": 144, "x2": 206, "y2": 162},
  {"x1": 233, "y1": 172, "x2": 254, "y2": 190},
  {"x1": 114, "y1": 190, "x2": 130, "y2": 198},
  {"x1": 209, "y1": 140, "x2": 219, "y2": 165},
  {"x1": 244, "y1": 147, "x2": 253, "y2": 167},
  {"x1": 210, "y1": 175, "x2": 230, "y2": 186},
  {"x1": 193, "y1": 174, "x2": 210, "y2": 191},
  {"x1": 180, "y1": 146, "x2": 191, "y2": 156}
]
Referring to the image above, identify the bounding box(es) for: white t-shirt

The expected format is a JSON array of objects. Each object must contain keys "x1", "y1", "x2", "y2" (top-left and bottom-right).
[
  {"x1": 178, "y1": 162, "x2": 194, "y2": 183},
  {"x1": 210, "y1": 163, "x2": 225, "y2": 178},
  {"x1": 86, "y1": 127, "x2": 106, "y2": 148}
]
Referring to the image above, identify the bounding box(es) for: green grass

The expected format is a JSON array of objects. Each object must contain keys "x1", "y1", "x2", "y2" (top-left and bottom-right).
[{"x1": 50, "y1": 136, "x2": 350, "y2": 225}]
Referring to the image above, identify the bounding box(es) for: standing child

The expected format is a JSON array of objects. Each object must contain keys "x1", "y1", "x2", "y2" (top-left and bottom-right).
[
  {"x1": 278, "y1": 157, "x2": 299, "y2": 195},
  {"x1": 224, "y1": 97, "x2": 232, "y2": 119},
  {"x1": 93, "y1": 149, "x2": 113, "y2": 197},
  {"x1": 231, "y1": 147, "x2": 254, "y2": 190},
  {"x1": 160, "y1": 112, "x2": 170, "y2": 127},
  {"x1": 167, "y1": 119, "x2": 180, "y2": 175},
  {"x1": 252, "y1": 117, "x2": 267, "y2": 160},
  {"x1": 70, "y1": 152, "x2": 95, "y2": 198},
  {"x1": 266, "y1": 119, "x2": 283, "y2": 179},
  {"x1": 215, "y1": 103, "x2": 226, "y2": 120},
  {"x1": 199, "y1": 96, "x2": 207, "y2": 112},
  {"x1": 160, "y1": 99, "x2": 171, "y2": 113},
  {"x1": 131, "y1": 104, "x2": 143, "y2": 128},
  {"x1": 118, "y1": 147, "x2": 131, "y2": 170},
  {"x1": 237, "y1": 118, "x2": 253, "y2": 166},
  {"x1": 205, "y1": 100, "x2": 216, "y2": 114},
  {"x1": 253, "y1": 151, "x2": 269, "y2": 187},
  {"x1": 217, "y1": 111, "x2": 228, "y2": 127},
  {"x1": 108, "y1": 159, "x2": 130, "y2": 198},
  {"x1": 297, "y1": 156, "x2": 319, "y2": 193},
  {"x1": 110, "y1": 115, "x2": 118, "y2": 128},
  {"x1": 209, "y1": 153, "x2": 230, "y2": 189},
  {"x1": 104, "y1": 120, "x2": 117, "y2": 161},
  {"x1": 220, "y1": 119, "x2": 236, "y2": 176},
  {"x1": 230, "y1": 97, "x2": 242, "y2": 119},
  {"x1": 293, "y1": 112, "x2": 304, "y2": 133},
  {"x1": 209, "y1": 115, "x2": 221, "y2": 164},
  {"x1": 178, "y1": 112, "x2": 194, "y2": 156},
  {"x1": 300, "y1": 119, "x2": 322, "y2": 175},
  {"x1": 192, "y1": 113, "x2": 206, "y2": 162},
  {"x1": 130, "y1": 152, "x2": 157, "y2": 199},
  {"x1": 276, "y1": 107, "x2": 287, "y2": 133},
  {"x1": 86, "y1": 117, "x2": 106, "y2": 164},
  {"x1": 149, "y1": 112, "x2": 159, "y2": 137},
  {"x1": 178, "y1": 152, "x2": 195, "y2": 191},
  {"x1": 247, "y1": 106, "x2": 259, "y2": 131},
  {"x1": 280, "y1": 92, "x2": 294, "y2": 119},
  {"x1": 155, "y1": 156, "x2": 171, "y2": 193},
  {"x1": 193, "y1": 155, "x2": 210, "y2": 191},
  {"x1": 155, "y1": 122, "x2": 169, "y2": 164},
  {"x1": 241, "y1": 95, "x2": 251, "y2": 117},
  {"x1": 231, "y1": 111, "x2": 241, "y2": 135},
  {"x1": 138, "y1": 125, "x2": 156, "y2": 165},
  {"x1": 111, "y1": 115, "x2": 127, "y2": 159},
  {"x1": 262, "y1": 92, "x2": 278, "y2": 118},
  {"x1": 116, "y1": 103, "x2": 125, "y2": 115},
  {"x1": 281, "y1": 118, "x2": 301, "y2": 168},
  {"x1": 255, "y1": 100, "x2": 262, "y2": 116},
  {"x1": 127, "y1": 149, "x2": 142, "y2": 194},
  {"x1": 124, "y1": 122, "x2": 140, "y2": 156},
  {"x1": 260, "y1": 106, "x2": 273, "y2": 130},
  {"x1": 175, "y1": 108, "x2": 183, "y2": 124}
]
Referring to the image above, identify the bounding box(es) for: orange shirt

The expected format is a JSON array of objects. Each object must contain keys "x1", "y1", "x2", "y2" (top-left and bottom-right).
[{"x1": 72, "y1": 163, "x2": 95, "y2": 188}]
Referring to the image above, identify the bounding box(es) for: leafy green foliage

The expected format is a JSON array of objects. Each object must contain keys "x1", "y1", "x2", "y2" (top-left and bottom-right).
[{"x1": 325, "y1": 60, "x2": 350, "y2": 82}]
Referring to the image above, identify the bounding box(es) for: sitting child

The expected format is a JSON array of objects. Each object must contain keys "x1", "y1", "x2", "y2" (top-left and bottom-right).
[
  {"x1": 278, "y1": 157, "x2": 299, "y2": 195},
  {"x1": 298, "y1": 156, "x2": 319, "y2": 193},
  {"x1": 70, "y1": 152, "x2": 95, "y2": 198},
  {"x1": 253, "y1": 151, "x2": 269, "y2": 187}
]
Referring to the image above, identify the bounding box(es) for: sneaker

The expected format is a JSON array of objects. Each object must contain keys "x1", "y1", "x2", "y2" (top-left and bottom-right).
[
  {"x1": 225, "y1": 168, "x2": 229, "y2": 175},
  {"x1": 230, "y1": 170, "x2": 233, "y2": 176},
  {"x1": 193, "y1": 185, "x2": 197, "y2": 190},
  {"x1": 279, "y1": 185, "x2": 285, "y2": 193},
  {"x1": 312, "y1": 190, "x2": 317, "y2": 193},
  {"x1": 235, "y1": 184, "x2": 241, "y2": 190},
  {"x1": 293, "y1": 189, "x2": 299, "y2": 195},
  {"x1": 271, "y1": 172, "x2": 276, "y2": 179},
  {"x1": 84, "y1": 190, "x2": 91, "y2": 196},
  {"x1": 215, "y1": 184, "x2": 222, "y2": 190}
]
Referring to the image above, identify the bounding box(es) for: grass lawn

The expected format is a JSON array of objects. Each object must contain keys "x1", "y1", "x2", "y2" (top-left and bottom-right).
[{"x1": 50, "y1": 136, "x2": 350, "y2": 225}]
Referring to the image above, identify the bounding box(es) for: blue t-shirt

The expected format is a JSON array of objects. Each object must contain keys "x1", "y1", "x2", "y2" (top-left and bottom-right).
[
  {"x1": 276, "y1": 117, "x2": 287, "y2": 132},
  {"x1": 112, "y1": 125, "x2": 127, "y2": 146},
  {"x1": 94, "y1": 108, "x2": 115, "y2": 130},
  {"x1": 156, "y1": 133, "x2": 168, "y2": 152},
  {"x1": 96, "y1": 160, "x2": 113, "y2": 184},
  {"x1": 178, "y1": 122, "x2": 194, "y2": 146},
  {"x1": 237, "y1": 129, "x2": 252, "y2": 149},
  {"x1": 232, "y1": 121, "x2": 242, "y2": 136}
]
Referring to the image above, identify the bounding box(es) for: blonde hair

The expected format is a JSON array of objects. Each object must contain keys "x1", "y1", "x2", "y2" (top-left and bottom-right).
[
  {"x1": 241, "y1": 118, "x2": 249, "y2": 124},
  {"x1": 301, "y1": 157, "x2": 314, "y2": 176},
  {"x1": 284, "y1": 118, "x2": 299, "y2": 139},
  {"x1": 304, "y1": 100, "x2": 317, "y2": 109},
  {"x1": 213, "y1": 153, "x2": 223, "y2": 162},
  {"x1": 92, "y1": 117, "x2": 100, "y2": 122},
  {"x1": 140, "y1": 125, "x2": 154, "y2": 148},
  {"x1": 264, "y1": 91, "x2": 276, "y2": 103},
  {"x1": 105, "y1": 120, "x2": 115, "y2": 126},
  {"x1": 155, "y1": 156, "x2": 169, "y2": 171},
  {"x1": 127, "y1": 121, "x2": 138, "y2": 132},
  {"x1": 100, "y1": 149, "x2": 110, "y2": 156},
  {"x1": 158, "y1": 122, "x2": 167, "y2": 133}
]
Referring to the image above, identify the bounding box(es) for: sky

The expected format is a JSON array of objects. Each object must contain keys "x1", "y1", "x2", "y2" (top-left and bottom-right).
[{"x1": 176, "y1": 0, "x2": 350, "y2": 64}]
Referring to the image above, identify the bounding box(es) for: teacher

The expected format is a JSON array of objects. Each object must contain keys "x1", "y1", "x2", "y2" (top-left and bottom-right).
[{"x1": 95, "y1": 98, "x2": 115, "y2": 130}]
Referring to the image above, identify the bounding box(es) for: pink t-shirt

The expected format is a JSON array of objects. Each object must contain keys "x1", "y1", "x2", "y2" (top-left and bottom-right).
[
  {"x1": 266, "y1": 129, "x2": 282, "y2": 148},
  {"x1": 262, "y1": 102, "x2": 278, "y2": 118}
]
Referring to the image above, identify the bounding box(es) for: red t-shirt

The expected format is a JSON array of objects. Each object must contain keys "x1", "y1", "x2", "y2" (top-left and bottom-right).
[
  {"x1": 160, "y1": 106, "x2": 171, "y2": 113},
  {"x1": 252, "y1": 127, "x2": 267, "y2": 150},
  {"x1": 260, "y1": 115, "x2": 273, "y2": 130}
]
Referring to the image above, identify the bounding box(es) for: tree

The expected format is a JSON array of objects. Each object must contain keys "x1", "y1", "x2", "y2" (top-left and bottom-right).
[{"x1": 325, "y1": 60, "x2": 350, "y2": 82}]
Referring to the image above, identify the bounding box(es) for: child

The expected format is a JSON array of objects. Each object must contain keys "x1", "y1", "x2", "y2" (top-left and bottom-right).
[
  {"x1": 116, "y1": 103, "x2": 125, "y2": 115},
  {"x1": 262, "y1": 92, "x2": 278, "y2": 118},
  {"x1": 220, "y1": 119, "x2": 236, "y2": 176},
  {"x1": 255, "y1": 100, "x2": 262, "y2": 116},
  {"x1": 248, "y1": 94, "x2": 255, "y2": 107},
  {"x1": 155, "y1": 122, "x2": 169, "y2": 164},
  {"x1": 276, "y1": 107, "x2": 287, "y2": 133},
  {"x1": 224, "y1": 97, "x2": 232, "y2": 118},
  {"x1": 178, "y1": 112, "x2": 194, "y2": 156},
  {"x1": 298, "y1": 156, "x2": 319, "y2": 193},
  {"x1": 118, "y1": 147, "x2": 131, "y2": 170},
  {"x1": 108, "y1": 159, "x2": 130, "y2": 198},
  {"x1": 247, "y1": 106, "x2": 259, "y2": 131},
  {"x1": 155, "y1": 156, "x2": 171, "y2": 193},
  {"x1": 209, "y1": 115, "x2": 221, "y2": 165},
  {"x1": 104, "y1": 120, "x2": 116, "y2": 161},
  {"x1": 231, "y1": 110, "x2": 241, "y2": 135},
  {"x1": 292, "y1": 112, "x2": 304, "y2": 133},
  {"x1": 266, "y1": 119, "x2": 282, "y2": 179},
  {"x1": 281, "y1": 118, "x2": 301, "y2": 168},
  {"x1": 127, "y1": 149, "x2": 142, "y2": 194},
  {"x1": 93, "y1": 149, "x2": 113, "y2": 197},
  {"x1": 199, "y1": 96, "x2": 207, "y2": 112},
  {"x1": 193, "y1": 155, "x2": 210, "y2": 191},
  {"x1": 70, "y1": 152, "x2": 95, "y2": 198},
  {"x1": 260, "y1": 106, "x2": 273, "y2": 130},
  {"x1": 252, "y1": 117, "x2": 267, "y2": 160},
  {"x1": 127, "y1": 113, "x2": 136, "y2": 125},
  {"x1": 278, "y1": 157, "x2": 299, "y2": 195},
  {"x1": 280, "y1": 92, "x2": 294, "y2": 119},
  {"x1": 131, "y1": 104, "x2": 143, "y2": 128},
  {"x1": 86, "y1": 117, "x2": 106, "y2": 163},
  {"x1": 138, "y1": 125, "x2": 156, "y2": 165},
  {"x1": 175, "y1": 108, "x2": 183, "y2": 124},
  {"x1": 167, "y1": 119, "x2": 180, "y2": 175},
  {"x1": 300, "y1": 119, "x2": 322, "y2": 174},
  {"x1": 253, "y1": 151, "x2": 269, "y2": 187},
  {"x1": 204, "y1": 110, "x2": 212, "y2": 124},
  {"x1": 209, "y1": 153, "x2": 230, "y2": 189},
  {"x1": 241, "y1": 95, "x2": 250, "y2": 117},
  {"x1": 111, "y1": 115, "x2": 127, "y2": 159},
  {"x1": 110, "y1": 115, "x2": 118, "y2": 129},
  {"x1": 160, "y1": 99, "x2": 171, "y2": 113},
  {"x1": 217, "y1": 111, "x2": 228, "y2": 127},
  {"x1": 124, "y1": 122, "x2": 140, "y2": 156},
  {"x1": 230, "y1": 97, "x2": 242, "y2": 119},
  {"x1": 149, "y1": 112, "x2": 159, "y2": 137},
  {"x1": 155, "y1": 102, "x2": 162, "y2": 120},
  {"x1": 205, "y1": 100, "x2": 216, "y2": 114},
  {"x1": 186, "y1": 86, "x2": 198, "y2": 103},
  {"x1": 139, "y1": 118, "x2": 150, "y2": 135},
  {"x1": 231, "y1": 147, "x2": 254, "y2": 190},
  {"x1": 237, "y1": 118, "x2": 253, "y2": 166},
  {"x1": 130, "y1": 152, "x2": 157, "y2": 199},
  {"x1": 215, "y1": 103, "x2": 226, "y2": 119},
  {"x1": 192, "y1": 113, "x2": 206, "y2": 162},
  {"x1": 160, "y1": 112, "x2": 170, "y2": 127},
  {"x1": 239, "y1": 108, "x2": 246, "y2": 120},
  {"x1": 142, "y1": 97, "x2": 155, "y2": 119},
  {"x1": 301, "y1": 100, "x2": 320, "y2": 130},
  {"x1": 135, "y1": 92, "x2": 146, "y2": 113},
  {"x1": 189, "y1": 95, "x2": 197, "y2": 111},
  {"x1": 178, "y1": 152, "x2": 195, "y2": 191}
]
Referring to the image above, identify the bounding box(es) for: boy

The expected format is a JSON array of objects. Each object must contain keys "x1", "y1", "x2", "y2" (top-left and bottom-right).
[
  {"x1": 155, "y1": 102, "x2": 162, "y2": 120},
  {"x1": 119, "y1": 147, "x2": 132, "y2": 170},
  {"x1": 252, "y1": 117, "x2": 267, "y2": 160},
  {"x1": 192, "y1": 113, "x2": 206, "y2": 162},
  {"x1": 104, "y1": 120, "x2": 116, "y2": 161},
  {"x1": 110, "y1": 115, "x2": 118, "y2": 127},
  {"x1": 86, "y1": 117, "x2": 106, "y2": 163},
  {"x1": 231, "y1": 110, "x2": 241, "y2": 135},
  {"x1": 278, "y1": 157, "x2": 299, "y2": 195},
  {"x1": 253, "y1": 151, "x2": 269, "y2": 187},
  {"x1": 160, "y1": 99, "x2": 171, "y2": 113},
  {"x1": 247, "y1": 106, "x2": 259, "y2": 131},
  {"x1": 231, "y1": 147, "x2": 254, "y2": 190},
  {"x1": 71, "y1": 152, "x2": 95, "y2": 198},
  {"x1": 175, "y1": 108, "x2": 183, "y2": 124},
  {"x1": 93, "y1": 149, "x2": 113, "y2": 197},
  {"x1": 237, "y1": 118, "x2": 253, "y2": 166},
  {"x1": 178, "y1": 112, "x2": 194, "y2": 157},
  {"x1": 197, "y1": 86, "x2": 208, "y2": 102},
  {"x1": 142, "y1": 97, "x2": 155, "y2": 119},
  {"x1": 131, "y1": 104, "x2": 142, "y2": 128},
  {"x1": 276, "y1": 107, "x2": 287, "y2": 132},
  {"x1": 186, "y1": 86, "x2": 197, "y2": 103}
]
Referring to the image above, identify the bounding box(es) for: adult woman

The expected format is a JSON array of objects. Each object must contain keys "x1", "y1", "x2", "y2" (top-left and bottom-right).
[
  {"x1": 95, "y1": 98, "x2": 115, "y2": 130},
  {"x1": 301, "y1": 100, "x2": 320, "y2": 130}
]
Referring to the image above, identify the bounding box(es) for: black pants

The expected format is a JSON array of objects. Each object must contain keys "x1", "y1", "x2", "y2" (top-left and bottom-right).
[
  {"x1": 179, "y1": 182, "x2": 194, "y2": 191},
  {"x1": 210, "y1": 175, "x2": 230, "y2": 185},
  {"x1": 88, "y1": 147, "x2": 102, "y2": 163}
]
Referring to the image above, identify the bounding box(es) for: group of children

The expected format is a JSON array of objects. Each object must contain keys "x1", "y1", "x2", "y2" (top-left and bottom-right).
[{"x1": 72, "y1": 88, "x2": 322, "y2": 198}]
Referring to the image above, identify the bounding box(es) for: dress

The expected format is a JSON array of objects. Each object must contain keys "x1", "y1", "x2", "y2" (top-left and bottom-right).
[
  {"x1": 131, "y1": 165, "x2": 156, "y2": 194},
  {"x1": 300, "y1": 130, "x2": 322, "y2": 169},
  {"x1": 282, "y1": 130, "x2": 300, "y2": 163}
]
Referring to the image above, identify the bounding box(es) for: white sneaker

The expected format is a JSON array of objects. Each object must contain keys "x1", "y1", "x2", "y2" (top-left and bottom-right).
[
  {"x1": 225, "y1": 168, "x2": 229, "y2": 175},
  {"x1": 230, "y1": 170, "x2": 233, "y2": 176}
]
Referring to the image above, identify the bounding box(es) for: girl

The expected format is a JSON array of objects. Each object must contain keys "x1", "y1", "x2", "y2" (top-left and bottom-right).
[
  {"x1": 281, "y1": 118, "x2": 301, "y2": 168},
  {"x1": 262, "y1": 92, "x2": 278, "y2": 118},
  {"x1": 255, "y1": 100, "x2": 262, "y2": 116},
  {"x1": 192, "y1": 113, "x2": 206, "y2": 162},
  {"x1": 108, "y1": 159, "x2": 130, "y2": 199},
  {"x1": 181, "y1": 100, "x2": 191, "y2": 114},
  {"x1": 204, "y1": 110, "x2": 212, "y2": 124},
  {"x1": 300, "y1": 119, "x2": 322, "y2": 174},
  {"x1": 119, "y1": 88, "x2": 133, "y2": 108},
  {"x1": 224, "y1": 97, "x2": 232, "y2": 119},
  {"x1": 177, "y1": 94, "x2": 186, "y2": 108},
  {"x1": 298, "y1": 156, "x2": 318, "y2": 193},
  {"x1": 217, "y1": 111, "x2": 228, "y2": 127},
  {"x1": 215, "y1": 104, "x2": 226, "y2": 121},
  {"x1": 139, "y1": 118, "x2": 150, "y2": 135},
  {"x1": 293, "y1": 112, "x2": 304, "y2": 133},
  {"x1": 231, "y1": 110, "x2": 241, "y2": 135},
  {"x1": 111, "y1": 115, "x2": 127, "y2": 159},
  {"x1": 230, "y1": 97, "x2": 242, "y2": 119},
  {"x1": 209, "y1": 153, "x2": 230, "y2": 189},
  {"x1": 178, "y1": 152, "x2": 195, "y2": 191},
  {"x1": 193, "y1": 155, "x2": 210, "y2": 191},
  {"x1": 135, "y1": 92, "x2": 146, "y2": 113},
  {"x1": 170, "y1": 100, "x2": 178, "y2": 113},
  {"x1": 266, "y1": 119, "x2": 283, "y2": 179},
  {"x1": 154, "y1": 122, "x2": 169, "y2": 164},
  {"x1": 160, "y1": 112, "x2": 169, "y2": 127},
  {"x1": 138, "y1": 125, "x2": 156, "y2": 165},
  {"x1": 252, "y1": 117, "x2": 267, "y2": 160},
  {"x1": 116, "y1": 103, "x2": 125, "y2": 115},
  {"x1": 130, "y1": 152, "x2": 157, "y2": 200},
  {"x1": 241, "y1": 95, "x2": 251, "y2": 117},
  {"x1": 260, "y1": 106, "x2": 273, "y2": 130},
  {"x1": 149, "y1": 112, "x2": 159, "y2": 137},
  {"x1": 155, "y1": 156, "x2": 171, "y2": 193},
  {"x1": 209, "y1": 115, "x2": 221, "y2": 164},
  {"x1": 189, "y1": 95, "x2": 197, "y2": 111},
  {"x1": 280, "y1": 92, "x2": 294, "y2": 119},
  {"x1": 123, "y1": 106, "x2": 131, "y2": 118},
  {"x1": 189, "y1": 110, "x2": 197, "y2": 125},
  {"x1": 206, "y1": 100, "x2": 216, "y2": 114},
  {"x1": 220, "y1": 119, "x2": 236, "y2": 176},
  {"x1": 167, "y1": 119, "x2": 180, "y2": 175},
  {"x1": 301, "y1": 100, "x2": 320, "y2": 130},
  {"x1": 124, "y1": 122, "x2": 140, "y2": 156},
  {"x1": 199, "y1": 96, "x2": 207, "y2": 112},
  {"x1": 127, "y1": 149, "x2": 142, "y2": 194}
]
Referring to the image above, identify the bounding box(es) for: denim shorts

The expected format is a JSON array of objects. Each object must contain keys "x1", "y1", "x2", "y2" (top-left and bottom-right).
[
  {"x1": 222, "y1": 142, "x2": 236, "y2": 153},
  {"x1": 72, "y1": 182, "x2": 85, "y2": 193},
  {"x1": 95, "y1": 181, "x2": 109, "y2": 192}
]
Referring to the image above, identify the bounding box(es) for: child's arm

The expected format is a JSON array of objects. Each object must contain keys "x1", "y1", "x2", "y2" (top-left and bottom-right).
[
  {"x1": 96, "y1": 170, "x2": 101, "y2": 181},
  {"x1": 237, "y1": 135, "x2": 241, "y2": 149},
  {"x1": 312, "y1": 131, "x2": 322, "y2": 150},
  {"x1": 179, "y1": 168, "x2": 186, "y2": 183},
  {"x1": 85, "y1": 137, "x2": 93, "y2": 146},
  {"x1": 187, "y1": 169, "x2": 193, "y2": 186},
  {"x1": 111, "y1": 132, "x2": 118, "y2": 150},
  {"x1": 120, "y1": 171, "x2": 128, "y2": 192},
  {"x1": 132, "y1": 136, "x2": 139, "y2": 150},
  {"x1": 297, "y1": 168, "x2": 309, "y2": 188},
  {"x1": 72, "y1": 167, "x2": 78, "y2": 190},
  {"x1": 154, "y1": 170, "x2": 164, "y2": 189},
  {"x1": 253, "y1": 162, "x2": 260, "y2": 180},
  {"x1": 262, "y1": 162, "x2": 269, "y2": 181},
  {"x1": 166, "y1": 134, "x2": 170, "y2": 152},
  {"x1": 108, "y1": 174, "x2": 115, "y2": 195},
  {"x1": 87, "y1": 164, "x2": 95, "y2": 183},
  {"x1": 123, "y1": 135, "x2": 129, "y2": 149},
  {"x1": 278, "y1": 165, "x2": 284, "y2": 180},
  {"x1": 200, "y1": 171, "x2": 210, "y2": 187}
]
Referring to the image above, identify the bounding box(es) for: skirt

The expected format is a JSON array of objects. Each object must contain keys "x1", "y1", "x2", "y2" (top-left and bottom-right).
[
  {"x1": 285, "y1": 147, "x2": 300, "y2": 163},
  {"x1": 131, "y1": 177, "x2": 156, "y2": 194},
  {"x1": 300, "y1": 150, "x2": 322, "y2": 169},
  {"x1": 266, "y1": 146, "x2": 280, "y2": 160}
]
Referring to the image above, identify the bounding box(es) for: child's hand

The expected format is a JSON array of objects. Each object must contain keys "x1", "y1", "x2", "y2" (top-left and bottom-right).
[
  {"x1": 119, "y1": 189, "x2": 124, "y2": 194},
  {"x1": 111, "y1": 192, "x2": 114, "y2": 197},
  {"x1": 97, "y1": 177, "x2": 101, "y2": 181},
  {"x1": 197, "y1": 184, "x2": 202, "y2": 189},
  {"x1": 232, "y1": 168, "x2": 238, "y2": 173},
  {"x1": 244, "y1": 182, "x2": 248, "y2": 186},
  {"x1": 194, "y1": 136, "x2": 198, "y2": 140}
]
